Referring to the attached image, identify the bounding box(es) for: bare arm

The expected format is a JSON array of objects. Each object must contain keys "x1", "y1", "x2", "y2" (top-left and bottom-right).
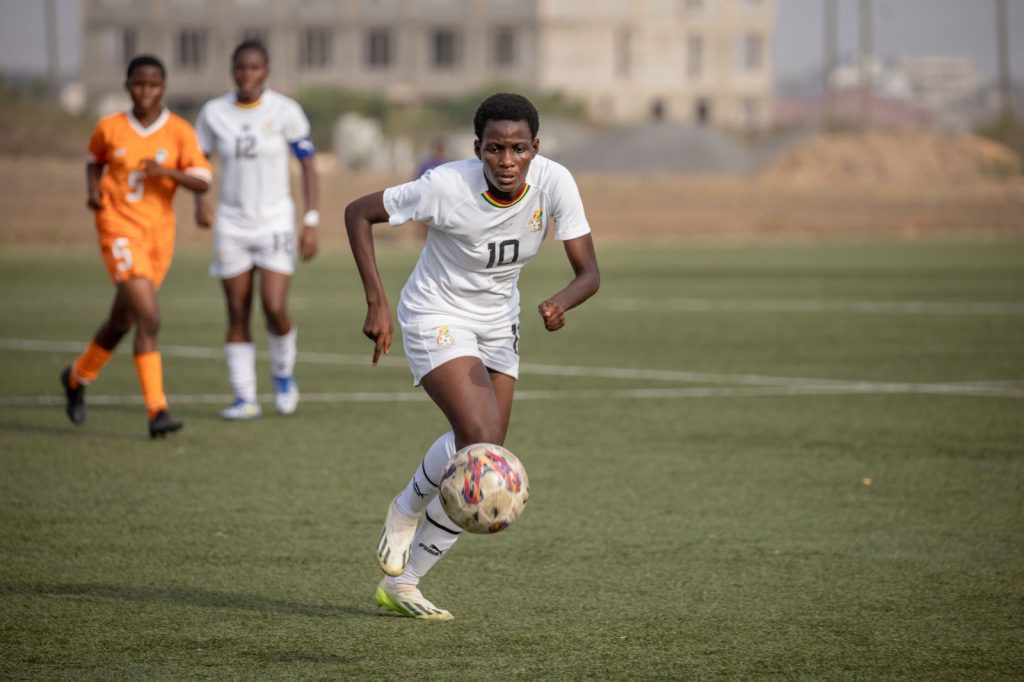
[
  {"x1": 86, "y1": 162, "x2": 105, "y2": 210},
  {"x1": 298, "y1": 156, "x2": 320, "y2": 261},
  {"x1": 538, "y1": 233, "x2": 601, "y2": 332},
  {"x1": 344, "y1": 190, "x2": 393, "y2": 366}
]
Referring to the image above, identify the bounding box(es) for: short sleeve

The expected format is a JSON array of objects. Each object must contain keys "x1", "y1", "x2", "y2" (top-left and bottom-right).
[
  {"x1": 382, "y1": 169, "x2": 446, "y2": 228},
  {"x1": 87, "y1": 121, "x2": 107, "y2": 164},
  {"x1": 282, "y1": 99, "x2": 311, "y2": 143},
  {"x1": 193, "y1": 103, "x2": 214, "y2": 155},
  {"x1": 548, "y1": 163, "x2": 591, "y2": 241},
  {"x1": 176, "y1": 121, "x2": 213, "y2": 181}
]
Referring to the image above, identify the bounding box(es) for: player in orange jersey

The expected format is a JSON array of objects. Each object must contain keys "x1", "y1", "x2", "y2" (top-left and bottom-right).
[{"x1": 60, "y1": 55, "x2": 212, "y2": 438}]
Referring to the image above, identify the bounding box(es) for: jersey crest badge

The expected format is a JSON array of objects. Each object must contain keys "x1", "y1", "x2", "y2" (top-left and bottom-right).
[
  {"x1": 528, "y1": 208, "x2": 544, "y2": 233},
  {"x1": 114, "y1": 147, "x2": 127, "y2": 157},
  {"x1": 155, "y1": 148, "x2": 168, "y2": 163},
  {"x1": 436, "y1": 325, "x2": 456, "y2": 348}
]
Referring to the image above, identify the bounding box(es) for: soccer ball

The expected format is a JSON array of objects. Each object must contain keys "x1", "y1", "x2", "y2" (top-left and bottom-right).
[{"x1": 438, "y1": 443, "x2": 529, "y2": 534}]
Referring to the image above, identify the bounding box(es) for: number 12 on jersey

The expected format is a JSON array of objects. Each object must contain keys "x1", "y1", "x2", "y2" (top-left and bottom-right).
[{"x1": 486, "y1": 239, "x2": 519, "y2": 268}]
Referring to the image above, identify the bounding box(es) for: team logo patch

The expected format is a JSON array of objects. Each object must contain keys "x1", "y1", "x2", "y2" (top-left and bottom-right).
[
  {"x1": 263, "y1": 117, "x2": 275, "y2": 133},
  {"x1": 114, "y1": 147, "x2": 127, "y2": 157},
  {"x1": 528, "y1": 208, "x2": 544, "y2": 233},
  {"x1": 436, "y1": 325, "x2": 455, "y2": 348},
  {"x1": 155, "y1": 148, "x2": 168, "y2": 163}
]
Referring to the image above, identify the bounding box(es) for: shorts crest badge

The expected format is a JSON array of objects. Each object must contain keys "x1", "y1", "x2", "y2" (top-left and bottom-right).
[
  {"x1": 527, "y1": 208, "x2": 544, "y2": 233},
  {"x1": 436, "y1": 325, "x2": 455, "y2": 348}
]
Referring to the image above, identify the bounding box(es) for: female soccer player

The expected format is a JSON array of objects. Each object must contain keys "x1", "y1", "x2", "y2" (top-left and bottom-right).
[
  {"x1": 194, "y1": 40, "x2": 320, "y2": 419},
  {"x1": 61, "y1": 55, "x2": 212, "y2": 438},
  {"x1": 345, "y1": 93, "x2": 600, "y2": 620}
]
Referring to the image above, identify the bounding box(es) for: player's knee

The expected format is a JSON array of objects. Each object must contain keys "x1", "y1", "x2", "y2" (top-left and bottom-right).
[
  {"x1": 136, "y1": 310, "x2": 160, "y2": 337},
  {"x1": 457, "y1": 417, "x2": 505, "y2": 447},
  {"x1": 263, "y1": 306, "x2": 290, "y2": 335}
]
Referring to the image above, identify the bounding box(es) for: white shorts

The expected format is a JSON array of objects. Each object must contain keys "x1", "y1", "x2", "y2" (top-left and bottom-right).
[
  {"x1": 399, "y1": 311, "x2": 520, "y2": 387},
  {"x1": 210, "y1": 212, "x2": 296, "y2": 279}
]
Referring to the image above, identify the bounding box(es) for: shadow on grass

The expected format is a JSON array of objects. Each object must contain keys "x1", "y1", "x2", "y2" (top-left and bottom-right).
[{"x1": 1, "y1": 581, "x2": 377, "y2": 619}]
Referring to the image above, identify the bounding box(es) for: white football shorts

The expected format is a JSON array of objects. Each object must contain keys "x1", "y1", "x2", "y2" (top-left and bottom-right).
[
  {"x1": 209, "y1": 211, "x2": 296, "y2": 279},
  {"x1": 398, "y1": 310, "x2": 520, "y2": 387}
]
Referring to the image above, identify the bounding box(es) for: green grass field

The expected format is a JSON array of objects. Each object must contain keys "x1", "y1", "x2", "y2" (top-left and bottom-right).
[{"x1": 1, "y1": 240, "x2": 1023, "y2": 679}]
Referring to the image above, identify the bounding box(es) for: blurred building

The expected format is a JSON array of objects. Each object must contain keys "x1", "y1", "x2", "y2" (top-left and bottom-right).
[{"x1": 81, "y1": 0, "x2": 775, "y2": 129}]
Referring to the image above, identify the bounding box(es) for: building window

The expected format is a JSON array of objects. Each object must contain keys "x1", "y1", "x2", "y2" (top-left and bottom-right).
[
  {"x1": 615, "y1": 28, "x2": 631, "y2": 78},
  {"x1": 431, "y1": 28, "x2": 462, "y2": 70},
  {"x1": 492, "y1": 27, "x2": 516, "y2": 67},
  {"x1": 741, "y1": 33, "x2": 763, "y2": 71},
  {"x1": 299, "y1": 27, "x2": 333, "y2": 69},
  {"x1": 176, "y1": 28, "x2": 207, "y2": 70},
  {"x1": 366, "y1": 27, "x2": 392, "y2": 68},
  {"x1": 240, "y1": 27, "x2": 268, "y2": 49},
  {"x1": 686, "y1": 34, "x2": 703, "y2": 80},
  {"x1": 122, "y1": 27, "x2": 137, "y2": 66}
]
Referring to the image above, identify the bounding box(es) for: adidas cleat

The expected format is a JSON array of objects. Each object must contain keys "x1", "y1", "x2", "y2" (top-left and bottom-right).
[
  {"x1": 375, "y1": 578, "x2": 453, "y2": 621},
  {"x1": 60, "y1": 366, "x2": 86, "y2": 425},
  {"x1": 377, "y1": 496, "x2": 419, "y2": 577},
  {"x1": 220, "y1": 399, "x2": 262, "y2": 420},
  {"x1": 273, "y1": 375, "x2": 299, "y2": 415},
  {"x1": 149, "y1": 410, "x2": 183, "y2": 438}
]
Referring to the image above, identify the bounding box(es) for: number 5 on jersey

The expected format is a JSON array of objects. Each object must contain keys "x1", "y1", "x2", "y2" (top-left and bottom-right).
[{"x1": 111, "y1": 237, "x2": 134, "y2": 281}]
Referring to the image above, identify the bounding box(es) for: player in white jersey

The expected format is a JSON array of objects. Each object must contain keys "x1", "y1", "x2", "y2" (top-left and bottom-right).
[
  {"x1": 194, "y1": 41, "x2": 320, "y2": 420},
  {"x1": 345, "y1": 93, "x2": 601, "y2": 620}
]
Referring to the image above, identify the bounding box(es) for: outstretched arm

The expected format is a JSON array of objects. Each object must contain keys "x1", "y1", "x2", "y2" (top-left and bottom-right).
[
  {"x1": 345, "y1": 190, "x2": 393, "y2": 366},
  {"x1": 538, "y1": 233, "x2": 600, "y2": 332}
]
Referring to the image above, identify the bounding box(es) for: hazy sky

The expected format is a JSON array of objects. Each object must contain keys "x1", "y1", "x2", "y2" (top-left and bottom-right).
[{"x1": 1, "y1": 0, "x2": 1022, "y2": 82}]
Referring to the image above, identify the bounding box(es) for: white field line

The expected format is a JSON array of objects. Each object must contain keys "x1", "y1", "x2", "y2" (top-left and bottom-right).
[
  {"x1": 1, "y1": 338, "x2": 1022, "y2": 401},
  {"x1": 605, "y1": 298, "x2": 1024, "y2": 315},
  {"x1": 3, "y1": 382, "x2": 1024, "y2": 407}
]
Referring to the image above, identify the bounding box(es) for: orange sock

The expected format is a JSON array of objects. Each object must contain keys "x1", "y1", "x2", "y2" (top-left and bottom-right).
[
  {"x1": 134, "y1": 351, "x2": 168, "y2": 419},
  {"x1": 71, "y1": 341, "x2": 113, "y2": 388}
]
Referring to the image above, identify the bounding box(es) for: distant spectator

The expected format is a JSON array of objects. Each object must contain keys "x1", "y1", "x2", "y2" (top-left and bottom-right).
[{"x1": 414, "y1": 137, "x2": 450, "y2": 179}]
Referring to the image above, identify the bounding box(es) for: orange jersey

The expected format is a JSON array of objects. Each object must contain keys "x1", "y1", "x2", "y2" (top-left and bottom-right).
[{"x1": 88, "y1": 109, "x2": 211, "y2": 236}]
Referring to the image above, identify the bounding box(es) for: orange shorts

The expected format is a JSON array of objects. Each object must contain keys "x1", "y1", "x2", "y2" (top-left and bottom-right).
[{"x1": 97, "y1": 221, "x2": 176, "y2": 289}]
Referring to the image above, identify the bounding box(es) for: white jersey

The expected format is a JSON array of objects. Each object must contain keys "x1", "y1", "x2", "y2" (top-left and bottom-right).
[
  {"x1": 194, "y1": 89, "x2": 311, "y2": 229},
  {"x1": 383, "y1": 155, "x2": 591, "y2": 324}
]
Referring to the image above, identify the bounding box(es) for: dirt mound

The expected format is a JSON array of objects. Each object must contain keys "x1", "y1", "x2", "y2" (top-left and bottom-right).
[{"x1": 758, "y1": 131, "x2": 1021, "y2": 187}]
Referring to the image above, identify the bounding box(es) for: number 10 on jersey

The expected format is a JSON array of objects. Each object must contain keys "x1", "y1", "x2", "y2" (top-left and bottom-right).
[{"x1": 486, "y1": 239, "x2": 519, "y2": 268}]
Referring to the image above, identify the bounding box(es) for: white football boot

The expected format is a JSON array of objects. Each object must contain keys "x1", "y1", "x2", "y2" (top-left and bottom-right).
[
  {"x1": 220, "y1": 398, "x2": 262, "y2": 420},
  {"x1": 377, "y1": 496, "x2": 419, "y2": 576},
  {"x1": 273, "y1": 375, "x2": 299, "y2": 415},
  {"x1": 375, "y1": 578, "x2": 453, "y2": 621}
]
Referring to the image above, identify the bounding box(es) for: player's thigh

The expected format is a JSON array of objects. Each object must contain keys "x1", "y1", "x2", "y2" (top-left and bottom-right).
[
  {"x1": 420, "y1": 356, "x2": 505, "y2": 447},
  {"x1": 258, "y1": 268, "x2": 292, "y2": 316},
  {"x1": 221, "y1": 270, "x2": 255, "y2": 320},
  {"x1": 118, "y1": 276, "x2": 160, "y2": 327}
]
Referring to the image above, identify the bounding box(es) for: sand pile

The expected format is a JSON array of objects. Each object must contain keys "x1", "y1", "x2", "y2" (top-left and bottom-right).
[{"x1": 758, "y1": 131, "x2": 1021, "y2": 187}]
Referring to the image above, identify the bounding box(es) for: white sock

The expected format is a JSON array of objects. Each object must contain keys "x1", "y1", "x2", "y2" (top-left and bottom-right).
[
  {"x1": 395, "y1": 431, "x2": 456, "y2": 517},
  {"x1": 225, "y1": 342, "x2": 257, "y2": 402},
  {"x1": 267, "y1": 326, "x2": 297, "y2": 379},
  {"x1": 393, "y1": 496, "x2": 461, "y2": 587}
]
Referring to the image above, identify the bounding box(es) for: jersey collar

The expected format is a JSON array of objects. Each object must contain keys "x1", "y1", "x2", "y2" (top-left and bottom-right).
[
  {"x1": 481, "y1": 183, "x2": 530, "y2": 209},
  {"x1": 126, "y1": 108, "x2": 170, "y2": 137}
]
